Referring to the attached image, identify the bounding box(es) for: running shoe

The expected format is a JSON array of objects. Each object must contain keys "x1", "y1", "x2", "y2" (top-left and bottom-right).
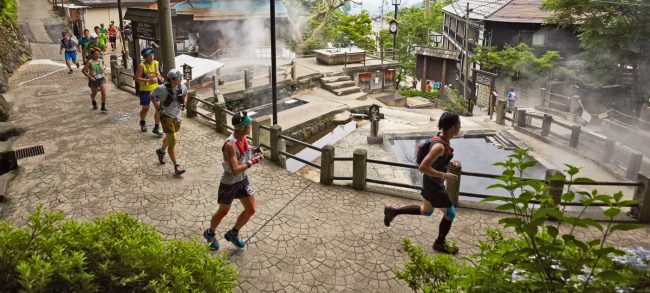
[
  {"x1": 203, "y1": 229, "x2": 220, "y2": 250},
  {"x1": 224, "y1": 229, "x2": 245, "y2": 248},
  {"x1": 100, "y1": 105, "x2": 107, "y2": 112},
  {"x1": 92, "y1": 101, "x2": 98, "y2": 110},
  {"x1": 384, "y1": 206, "x2": 396, "y2": 227},
  {"x1": 155, "y1": 148, "x2": 166, "y2": 164},
  {"x1": 152, "y1": 125, "x2": 163, "y2": 137},
  {"x1": 433, "y1": 241, "x2": 459, "y2": 255},
  {"x1": 76, "y1": 62, "x2": 80, "y2": 68},
  {"x1": 174, "y1": 164, "x2": 186, "y2": 175},
  {"x1": 140, "y1": 120, "x2": 147, "y2": 132},
  {"x1": 68, "y1": 69, "x2": 73, "y2": 74}
]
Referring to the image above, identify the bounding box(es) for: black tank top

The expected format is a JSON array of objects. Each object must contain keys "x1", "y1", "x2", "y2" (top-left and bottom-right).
[{"x1": 422, "y1": 136, "x2": 454, "y2": 188}]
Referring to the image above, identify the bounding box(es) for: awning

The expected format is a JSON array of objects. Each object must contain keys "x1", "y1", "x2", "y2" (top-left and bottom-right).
[{"x1": 175, "y1": 54, "x2": 224, "y2": 81}]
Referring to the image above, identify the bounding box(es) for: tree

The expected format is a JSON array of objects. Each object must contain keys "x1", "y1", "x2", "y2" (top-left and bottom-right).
[
  {"x1": 541, "y1": 0, "x2": 650, "y2": 109},
  {"x1": 302, "y1": 9, "x2": 374, "y2": 52},
  {"x1": 378, "y1": 1, "x2": 451, "y2": 82},
  {"x1": 472, "y1": 44, "x2": 563, "y2": 78}
]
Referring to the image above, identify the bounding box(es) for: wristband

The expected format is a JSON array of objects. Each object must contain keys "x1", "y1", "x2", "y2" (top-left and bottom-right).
[{"x1": 246, "y1": 161, "x2": 252, "y2": 168}]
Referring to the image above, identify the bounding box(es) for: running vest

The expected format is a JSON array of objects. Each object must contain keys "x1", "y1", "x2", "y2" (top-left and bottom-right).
[
  {"x1": 88, "y1": 59, "x2": 104, "y2": 79},
  {"x1": 221, "y1": 134, "x2": 250, "y2": 185},
  {"x1": 422, "y1": 135, "x2": 454, "y2": 185},
  {"x1": 139, "y1": 61, "x2": 160, "y2": 91}
]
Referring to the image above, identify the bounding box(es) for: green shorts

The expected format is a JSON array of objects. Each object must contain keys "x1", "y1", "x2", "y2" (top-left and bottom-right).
[{"x1": 161, "y1": 114, "x2": 181, "y2": 134}]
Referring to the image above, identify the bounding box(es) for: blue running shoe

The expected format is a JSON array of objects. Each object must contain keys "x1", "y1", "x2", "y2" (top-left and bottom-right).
[
  {"x1": 203, "y1": 229, "x2": 219, "y2": 250},
  {"x1": 224, "y1": 229, "x2": 245, "y2": 248}
]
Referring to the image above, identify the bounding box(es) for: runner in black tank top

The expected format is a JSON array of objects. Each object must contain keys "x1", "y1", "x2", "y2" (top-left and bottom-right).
[{"x1": 384, "y1": 112, "x2": 462, "y2": 254}]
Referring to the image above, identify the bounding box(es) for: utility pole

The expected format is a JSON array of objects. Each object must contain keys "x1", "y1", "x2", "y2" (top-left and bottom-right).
[
  {"x1": 117, "y1": 0, "x2": 127, "y2": 68},
  {"x1": 424, "y1": 0, "x2": 429, "y2": 19},
  {"x1": 270, "y1": 0, "x2": 278, "y2": 124},
  {"x1": 393, "y1": 4, "x2": 398, "y2": 60},
  {"x1": 157, "y1": 0, "x2": 175, "y2": 74},
  {"x1": 464, "y1": 2, "x2": 472, "y2": 114}
]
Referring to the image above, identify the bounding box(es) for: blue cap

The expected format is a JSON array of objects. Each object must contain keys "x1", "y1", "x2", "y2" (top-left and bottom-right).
[{"x1": 141, "y1": 48, "x2": 154, "y2": 56}]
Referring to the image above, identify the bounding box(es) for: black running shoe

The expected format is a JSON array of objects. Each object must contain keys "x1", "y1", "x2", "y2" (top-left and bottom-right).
[
  {"x1": 384, "y1": 206, "x2": 396, "y2": 227},
  {"x1": 174, "y1": 164, "x2": 186, "y2": 175},
  {"x1": 433, "y1": 241, "x2": 459, "y2": 255},
  {"x1": 92, "y1": 100, "x2": 98, "y2": 110},
  {"x1": 140, "y1": 120, "x2": 147, "y2": 132},
  {"x1": 68, "y1": 69, "x2": 73, "y2": 74},
  {"x1": 224, "y1": 229, "x2": 245, "y2": 248},
  {"x1": 156, "y1": 148, "x2": 166, "y2": 164},
  {"x1": 76, "y1": 62, "x2": 80, "y2": 68},
  {"x1": 152, "y1": 125, "x2": 163, "y2": 137},
  {"x1": 100, "y1": 105, "x2": 107, "y2": 112}
]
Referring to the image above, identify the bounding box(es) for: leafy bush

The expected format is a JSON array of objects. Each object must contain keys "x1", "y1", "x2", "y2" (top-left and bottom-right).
[
  {"x1": 0, "y1": 205, "x2": 237, "y2": 292},
  {"x1": 0, "y1": 0, "x2": 17, "y2": 22},
  {"x1": 472, "y1": 43, "x2": 562, "y2": 78},
  {"x1": 399, "y1": 88, "x2": 439, "y2": 100},
  {"x1": 394, "y1": 149, "x2": 646, "y2": 292}
]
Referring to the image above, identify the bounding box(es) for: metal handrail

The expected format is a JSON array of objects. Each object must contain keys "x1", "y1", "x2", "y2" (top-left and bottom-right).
[
  {"x1": 194, "y1": 97, "x2": 215, "y2": 108},
  {"x1": 549, "y1": 92, "x2": 572, "y2": 99},
  {"x1": 553, "y1": 120, "x2": 573, "y2": 129},
  {"x1": 281, "y1": 135, "x2": 322, "y2": 152},
  {"x1": 280, "y1": 150, "x2": 320, "y2": 169},
  {"x1": 366, "y1": 178, "x2": 422, "y2": 191},
  {"x1": 527, "y1": 113, "x2": 544, "y2": 120},
  {"x1": 366, "y1": 159, "x2": 418, "y2": 169},
  {"x1": 333, "y1": 176, "x2": 353, "y2": 180},
  {"x1": 195, "y1": 112, "x2": 216, "y2": 122},
  {"x1": 224, "y1": 108, "x2": 235, "y2": 115},
  {"x1": 259, "y1": 124, "x2": 271, "y2": 130}
]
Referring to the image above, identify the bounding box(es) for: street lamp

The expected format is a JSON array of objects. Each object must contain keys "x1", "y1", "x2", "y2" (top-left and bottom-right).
[
  {"x1": 430, "y1": 32, "x2": 443, "y2": 47},
  {"x1": 390, "y1": 0, "x2": 401, "y2": 60}
]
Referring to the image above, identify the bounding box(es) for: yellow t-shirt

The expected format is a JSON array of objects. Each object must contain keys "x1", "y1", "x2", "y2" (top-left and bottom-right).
[{"x1": 139, "y1": 61, "x2": 160, "y2": 92}]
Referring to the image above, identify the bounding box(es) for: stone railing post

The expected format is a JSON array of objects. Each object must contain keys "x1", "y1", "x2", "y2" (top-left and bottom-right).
[
  {"x1": 244, "y1": 68, "x2": 252, "y2": 90},
  {"x1": 516, "y1": 109, "x2": 527, "y2": 127},
  {"x1": 291, "y1": 60, "x2": 296, "y2": 82},
  {"x1": 270, "y1": 124, "x2": 286, "y2": 168},
  {"x1": 569, "y1": 125, "x2": 581, "y2": 148},
  {"x1": 496, "y1": 99, "x2": 506, "y2": 125},
  {"x1": 268, "y1": 66, "x2": 273, "y2": 85},
  {"x1": 601, "y1": 138, "x2": 616, "y2": 164},
  {"x1": 570, "y1": 95, "x2": 580, "y2": 114},
  {"x1": 632, "y1": 173, "x2": 650, "y2": 223},
  {"x1": 447, "y1": 160, "x2": 461, "y2": 206},
  {"x1": 186, "y1": 91, "x2": 197, "y2": 118},
  {"x1": 320, "y1": 145, "x2": 335, "y2": 185},
  {"x1": 213, "y1": 102, "x2": 227, "y2": 134},
  {"x1": 252, "y1": 116, "x2": 272, "y2": 147},
  {"x1": 546, "y1": 169, "x2": 564, "y2": 205},
  {"x1": 541, "y1": 88, "x2": 549, "y2": 108},
  {"x1": 352, "y1": 149, "x2": 367, "y2": 190},
  {"x1": 626, "y1": 151, "x2": 643, "y2": 181},
  {"x1": 541, "y1": 114, "x2": 553, "y2": 137},
  {"x1": 110, "y1": 55, "x2": 119, "y2": 84}
]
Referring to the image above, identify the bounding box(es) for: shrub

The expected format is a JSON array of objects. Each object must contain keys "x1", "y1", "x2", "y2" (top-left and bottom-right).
[
  {"x1": 393, "y1": 149, "x2": 645, "y2": 292},
  {"x1": 0, "y1": 0, "x2": 17, "y2": 22},
  {"x1": 0, "y1": 205, "x2": 237, "y2": 292},
  {"x1": 399, "y1": 88, "x2": 439, "y2": 100}
]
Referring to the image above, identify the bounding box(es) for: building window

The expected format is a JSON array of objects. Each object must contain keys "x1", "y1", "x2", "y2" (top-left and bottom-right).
[
  {"x1": 532, "y1": 31, "x2": 546, "y2": 47},
  {"x1": 518, "y1": 31, "x2": 533, "y2": 46}
]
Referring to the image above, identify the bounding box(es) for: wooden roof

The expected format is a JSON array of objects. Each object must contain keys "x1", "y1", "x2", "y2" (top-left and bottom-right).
[
  {"x1": 416, "y1": 47, "x2": 461, "y2": 61},
  {"x1": 443, "y1": 0, "x2": 510, "y2": 20},
  {"x1": 73, "y1": 0, "x2": 155, "y2": 8},
  {"x1": 485, "y1": 0, "x2": 552, "y2": 23}
]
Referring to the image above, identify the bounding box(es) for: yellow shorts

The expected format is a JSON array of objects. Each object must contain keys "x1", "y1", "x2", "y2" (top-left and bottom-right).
[{"x1": 161, "y1": 114, "x2": 181, "y2": 134}]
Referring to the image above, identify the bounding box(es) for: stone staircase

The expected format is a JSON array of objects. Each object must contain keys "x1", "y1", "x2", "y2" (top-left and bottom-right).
[{"x1": 320, "y1": 72, "x2": 362, "y2": 96}]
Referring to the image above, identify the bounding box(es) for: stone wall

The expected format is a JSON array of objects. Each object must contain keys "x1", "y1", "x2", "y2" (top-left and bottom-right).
[
  {"x1": 0, "y1": 17, "x2": 32, "y2": 121},
  {"x1": 222, "y1": 83, "x2": 292, "y2": 112}
]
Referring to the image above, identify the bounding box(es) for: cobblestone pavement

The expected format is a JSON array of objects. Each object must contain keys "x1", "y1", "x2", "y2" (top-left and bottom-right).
[{"x1": 1, "y1": 59, "x2": 649, "y2": 292}]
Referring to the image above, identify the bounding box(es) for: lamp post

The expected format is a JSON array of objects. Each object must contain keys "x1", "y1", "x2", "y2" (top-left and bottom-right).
[
  {"x1": 430, "y1": 32, "x2": 443, "y2": 47},
  {"x1": 391, "y1": 0, "x2": 401, "y2": 60}
]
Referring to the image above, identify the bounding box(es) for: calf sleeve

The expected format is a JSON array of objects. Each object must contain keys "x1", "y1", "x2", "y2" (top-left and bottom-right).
[
  {"x1": 394, "y1": 205, "x2": 421, "y2": 216},
  {"x1": 435, "y1": 218, "x2": 453, "y2": 244}
]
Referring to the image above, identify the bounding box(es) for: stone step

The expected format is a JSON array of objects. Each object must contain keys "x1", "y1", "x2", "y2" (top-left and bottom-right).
[
  {"x1": 320, "y1": 75, "x2": 351, "y2": 83},
  {"x1": 324, "y1": 80, "x2": 356, "y2": 91},
  {"x1": 333, "y1": 86, "x2": 361, "y2": 96},
  {"x1": 324, "y1": 71, "x2": 346, "y2": 77}
]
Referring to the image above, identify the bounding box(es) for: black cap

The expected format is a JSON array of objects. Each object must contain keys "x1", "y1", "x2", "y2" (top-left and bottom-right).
[{"x1": 232, "y1": 111, "x2": 251, "y2": 130}]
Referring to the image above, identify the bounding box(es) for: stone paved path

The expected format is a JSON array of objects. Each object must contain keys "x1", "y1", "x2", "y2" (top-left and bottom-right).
[{"x1": 2, "y1": 60, "x2": 650, "y2": 291}]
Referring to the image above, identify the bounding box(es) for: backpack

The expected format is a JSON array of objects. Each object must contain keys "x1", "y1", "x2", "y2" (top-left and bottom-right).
[{"x1": 416, "y1": 136, "x2": 450, "y2": 166}]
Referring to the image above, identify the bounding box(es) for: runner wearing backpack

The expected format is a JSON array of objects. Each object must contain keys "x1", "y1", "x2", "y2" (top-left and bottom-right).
[{"x1": 383, "y1": 111, "x2": 461, "y2": 254}]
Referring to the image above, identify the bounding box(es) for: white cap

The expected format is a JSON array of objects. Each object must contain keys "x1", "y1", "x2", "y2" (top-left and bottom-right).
[
  {"x1": 167, "y1": 69, "x2": 183, "y2": 79},
  {"x1": 90, "y1": 33, "x2": 98, "y2": 39}
]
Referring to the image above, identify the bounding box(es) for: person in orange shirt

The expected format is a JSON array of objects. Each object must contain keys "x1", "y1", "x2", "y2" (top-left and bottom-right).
[{"x1": 108, "y1": 21, "x2": 118, "y2": 51}]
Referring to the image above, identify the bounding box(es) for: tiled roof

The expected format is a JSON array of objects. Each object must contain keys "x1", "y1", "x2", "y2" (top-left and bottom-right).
[
  {"x1": 172, "y1": 0, "x2": 288, "y2": 21},
  {"x1": 485, "y1": 0, "x2": 552, "y2": 23},
  {"x1": 443, "y1": 0, "x2": 511, "y2": 20},
  {"x1": 416, "y1": 47, "x2": 461, "y2": 60},
  {"x1": 73, "y1": 0, "x2": 155, "y2": 7}
]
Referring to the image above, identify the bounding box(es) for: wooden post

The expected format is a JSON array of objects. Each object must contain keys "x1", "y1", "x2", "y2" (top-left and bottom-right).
[
  {"x1": 496, "y1": 99, "x2": 506, "y2": 125},
  {"x1": 541, "y1": 114, "x2": 553, "y2": 137},
  {"x1": 545, "y1": 169, "x2": 564, "y2": 205},
  {"x1": 601, "y1": 138, "x2": 616, "y2": 164},
  {"x1": 244, "y1": 68, "x2": 252, "y2": 90},
  {"x1": 320, "y1": 145, "x2": 335, "y2": 185},
  {"x1": 447, "y1": 160, "x2": 461, "y2": 206},
  {"x1": 214, "y1": 102, "x2": 227, "y2": 134},
  {"x1": 186, "y1": 91, "x2": 197, "y2": 118},
  {"x1": 291, "y1": 60, "x2": 296, "y2": 82},
  {"x1": 632, "y1": 173, "x2": 650, "y2": 223},
  {"x1": 569, "y1": 125, "x2": 581, "y2": 148},
  {"x1": 352, "y1": 149, "x2": 367, "y2": 190},
  {"x1": 570, "y1": 95, "x2": 580, "y2": 114},
  {"x1": 541, "y1": 88, "x2": 549, "y2": 108},
  {"x1": 421, "y1": 57, "x2": 428, "y2": 93},
  {"x1": 441, "y1": 59, "x2": 447, "y2": 84},
  {"x1": 626, "y1": 152, "x2": 643, "y2": 181},
  {"x1": 517, "y1": 109, "x2": 527, "y2": 127}
]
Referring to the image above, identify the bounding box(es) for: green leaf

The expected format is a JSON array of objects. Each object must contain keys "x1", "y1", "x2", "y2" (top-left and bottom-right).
[
  {"x1": 597, "y1": 270, "x2": 624, "y2": 282},
  {"x1": 603, "y1": 208, "x2": 621, "y2": 219},
  {"x1": 618, "y1": 200, "x2": 639, "y2": 207},
  {"x1": 498, "y1": 217, "x2": 525, "y2": 228},
  {"x1": 496, "y1": 203, "x2": 516, "y2": 211},
  {"x1": 546, "y1": 225, "x2": 559, "y2": 239},
  {"x1": 613, "y1": 191, "x2": 623, "y2": 202},
  {"x1": 564, "y1": 164, "x2": 581, "y2": 176},
  {"x1": 562, "y1": 191, "x2": 576, "y2": 202},
  {"x1": 572, "y1": 177, "x2": 595, "y2": 184},
  {"x1": 609, "y1": 223, "x2": 645, "y2": 233},
  {"x1": 482, "y1": 196, "x2": 509, "y2": 203},
  {"x1": 532, "y1": 208, "x2": 563, "y2": 222}
]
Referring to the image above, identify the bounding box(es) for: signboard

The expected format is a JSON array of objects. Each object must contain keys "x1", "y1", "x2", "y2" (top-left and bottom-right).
[
  {"x1": 182, "y1": 64, "x2": 192, "y2": 80},
  {"x1": 133, "y1": 22, "x2": 157, "y2": 41},
  {"x1": 475, "y1": 71, "x2": 493, "y2": 86}
]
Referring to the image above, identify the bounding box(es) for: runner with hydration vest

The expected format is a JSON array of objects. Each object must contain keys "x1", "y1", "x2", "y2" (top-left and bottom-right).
[
  {"x1": 135, "y1": 48, "x2": 165, "y2": 136},
  {"x1": 384, "y1": 111, "x2": 462, "y2": 254}
]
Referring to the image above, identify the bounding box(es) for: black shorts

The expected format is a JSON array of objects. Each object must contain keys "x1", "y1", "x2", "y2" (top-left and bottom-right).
[
  {"x1": 109, "y1": 36, "x2": 117, "y2": 43},
  {"x1": 421, "y1": 181, "x2": 453, "y2": 208},
  {"x1": 218, "y1": 177, "x2": 254, "y2": 205},
  {"x1": 88, "y1": 77, "x2": 106, "y2": 89}
]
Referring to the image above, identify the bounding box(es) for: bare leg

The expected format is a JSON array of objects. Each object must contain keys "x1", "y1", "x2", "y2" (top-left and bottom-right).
[
  {"x1": 90, "y1": 87, "x2": 98, "y2": 101},
  {"x1": 140, "y1": 106, "x2": 149, "y2": 121},
  {"x1": 210, "y1": 204, "x2": 231, "y2": 231},
  {"x1": 233, "y1": 195, "x2": 256, "y2": 230},
  {"x1": 99, "y1": 84, "x2": 107, "y2": 103}
]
